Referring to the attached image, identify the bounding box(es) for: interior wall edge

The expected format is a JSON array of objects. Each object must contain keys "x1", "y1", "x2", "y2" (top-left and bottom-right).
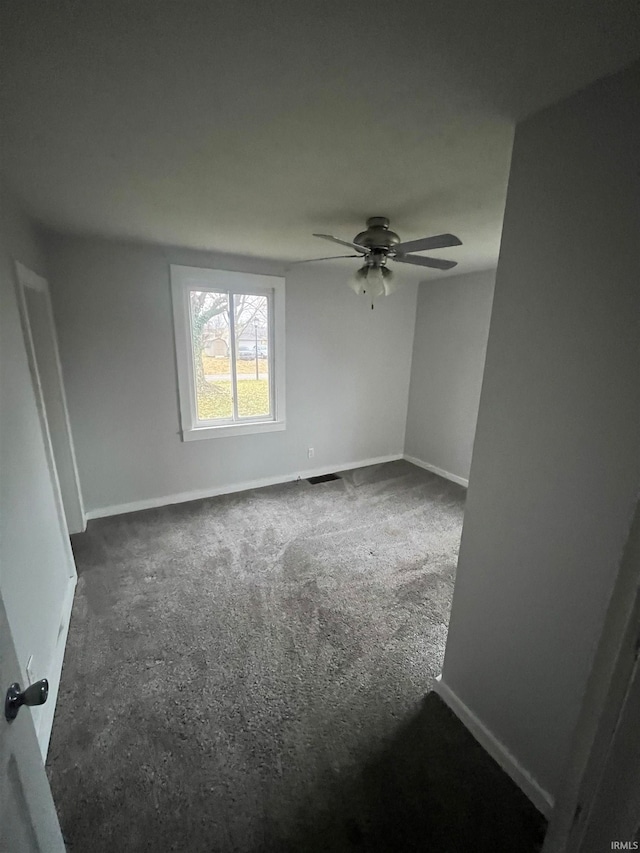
[{"x1": 433, "y1": 675, "x2": 554, "y2": 818}]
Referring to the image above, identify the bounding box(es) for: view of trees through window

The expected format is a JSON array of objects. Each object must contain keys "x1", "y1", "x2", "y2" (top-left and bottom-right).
[{"x1": 190, "y1": 290, "x2": 271, "y2": 422}]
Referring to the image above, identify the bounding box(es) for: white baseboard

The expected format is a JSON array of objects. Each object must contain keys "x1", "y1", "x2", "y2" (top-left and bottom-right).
[
  {"x1": 403, "y1": 454, "x2": 469, "y2": 488},
  {"x1": 433, "y1": 675, "x2": 554, "y2": 818},
  {"x1": 38, "y1": 576, "x2": 77, "y2": 760},
  {"x1": 85, "y1": 453, "x2": 404, "y2": 520},
  {"x1": 69, "y1": 515, "x2": 87, "y2": 535}
]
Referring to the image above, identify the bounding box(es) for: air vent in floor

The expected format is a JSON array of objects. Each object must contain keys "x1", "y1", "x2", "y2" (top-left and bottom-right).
[{"x1": 307, "y1": 473, "x2": 341, "y2": 484}]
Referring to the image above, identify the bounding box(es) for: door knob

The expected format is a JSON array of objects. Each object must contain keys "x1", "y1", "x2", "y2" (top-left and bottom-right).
[{"x1": 5, "y1": 679, "x2": 49, "y2": 722}]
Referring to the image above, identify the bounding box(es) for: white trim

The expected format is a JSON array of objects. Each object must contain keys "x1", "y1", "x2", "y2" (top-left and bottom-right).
[
  {"x1": 170, "y1": 265, "x2": 286, "y2": 441},
  {"x1": 183, "y1": 419, "x2": 286, "y2": 440},
  {"x1": 14, "y1": 263, "x2": 84, "y2": 552},
  {"x1": 14, "y1": 262, "x2": 49, "y2": 292},
  {"x1": 228, "y1": 290, "x2": 240, "y2": 422},
  {"x1": 35, "y1": 576, "x2": 76, "y2": 759},
  {"x1": 85, "y1": 453, "x2": 404, "y2": 520},
  {"x1": 542, "y1": 498, "x2": 640, "y2": 852},
  {"x1": 433, "y1": 675, "x2": 554, "y2": 817},
  {"x1": 403, "y1": 454, "x2": 469, "y2": 488},
  {"x1": 14, "y1": 262, "x2": 86, "y2": 534}
]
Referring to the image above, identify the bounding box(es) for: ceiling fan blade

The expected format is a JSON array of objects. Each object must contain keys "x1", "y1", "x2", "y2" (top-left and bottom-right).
[
  {"x1": 313, "y1": 233, "x2": 367, "y2": 252},
  {"x1": 394, "y1": 254, "x2": 458, "y2": 270},
  {"x1": 394, "y1": 233, "x2": 462, "y2": 254},
  {"x1": 289, "y1": 254, "x2": 360, "y2": 266}
]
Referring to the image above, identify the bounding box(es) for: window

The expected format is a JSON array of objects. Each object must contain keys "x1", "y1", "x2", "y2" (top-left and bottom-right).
[{"x1": 170, "y1": 265, "x2": 285, "y2": 440}]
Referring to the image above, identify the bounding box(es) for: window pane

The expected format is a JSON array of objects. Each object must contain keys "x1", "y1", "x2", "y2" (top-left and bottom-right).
[
  {"x1": 190, "y1": 290, "x2": 233, "y2": 421},
  {"x1": 233, "y1": 293, "x2": 271, "y2": 419}
]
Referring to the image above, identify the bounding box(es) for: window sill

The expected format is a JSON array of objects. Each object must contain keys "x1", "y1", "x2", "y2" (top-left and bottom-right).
[{"x1": 182, "y1": 419, "x2": 286, "y2": 441}]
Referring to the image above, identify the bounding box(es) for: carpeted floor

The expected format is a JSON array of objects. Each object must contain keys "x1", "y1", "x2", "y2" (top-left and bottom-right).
[{"x1": 47, "y1": 460, "x2": 546, "y2": 851}]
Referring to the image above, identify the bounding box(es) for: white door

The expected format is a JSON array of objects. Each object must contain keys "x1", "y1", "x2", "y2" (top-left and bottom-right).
[
  {"x1": 542, "y1": 497, "x2": 640, "y2": 852},
  {"x1": 8, "y1": 262, "x2": 78, "y2": 756},
  {"x1": 0, "y1": 253, "x2": 77, "y2": 845},
  {"x1": 15, "y1": 262, "x2": 85, "y2": 535},
  {"x1": 0, "y1": 594, "x2": 65, "y2": 852},
  {"x1": 578, "y1": 626, "x2": 640, "y2": 849}
]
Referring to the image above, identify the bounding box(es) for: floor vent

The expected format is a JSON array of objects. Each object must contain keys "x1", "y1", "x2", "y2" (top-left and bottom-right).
[{"x1": 307, "y1": 473, "x2": 341, "y2": 484}]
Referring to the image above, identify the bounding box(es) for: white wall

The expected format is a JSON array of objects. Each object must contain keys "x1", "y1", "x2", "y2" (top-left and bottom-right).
[
  {"x1": 0, "y1": 186, "x2": 74, "y2": 742},
  {"x1": 440, "y1": 60, "x2": 640, "y2": 803},
  {"x1": 44, "y1": 236, "x2": 418, "y2": 514},
  {"x1": 404, "y1": 269, "x2": 495, "y2": 484}
]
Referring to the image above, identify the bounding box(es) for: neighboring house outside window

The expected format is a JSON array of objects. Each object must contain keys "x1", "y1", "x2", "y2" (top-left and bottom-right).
[{"x1": 170, "y1": 265, "x2": 285, "y2": 440}]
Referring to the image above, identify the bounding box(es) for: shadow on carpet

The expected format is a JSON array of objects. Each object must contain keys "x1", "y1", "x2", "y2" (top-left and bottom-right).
[{"x1": 267, "y1": 691, "x2": 546, "y2": 852}]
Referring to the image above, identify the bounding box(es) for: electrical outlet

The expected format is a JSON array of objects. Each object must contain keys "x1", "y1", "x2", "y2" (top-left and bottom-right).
[{"x1": 307, "y1": 447, "x2": 315, "y2": 459}]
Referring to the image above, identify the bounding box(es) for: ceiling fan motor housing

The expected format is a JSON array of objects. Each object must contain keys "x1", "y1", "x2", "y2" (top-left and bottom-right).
[
  {"x1": 354, "y1": 216, "x2": 400, "y2": 253},
  {"x1": 308, "y1": 217, "x2": 461, "y2": 274}
]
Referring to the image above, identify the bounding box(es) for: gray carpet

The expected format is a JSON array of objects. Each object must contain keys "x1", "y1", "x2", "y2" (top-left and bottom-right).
[{"x1": 47, "y1": 460, "x2": 545, "y2": 851}]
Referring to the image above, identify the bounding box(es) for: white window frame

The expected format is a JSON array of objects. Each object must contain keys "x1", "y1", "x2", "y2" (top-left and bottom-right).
[{"x1": 170, "y1": 265, "x2": 286, "y2": 441}]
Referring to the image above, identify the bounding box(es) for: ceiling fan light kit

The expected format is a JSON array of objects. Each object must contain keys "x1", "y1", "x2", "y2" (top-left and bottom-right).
[
  {"x1": 296, "y1": 216, "x2": 462, "y2": 305},
  {"x1": 349, "y1": 262, "x2": 396, "y2": 299}
]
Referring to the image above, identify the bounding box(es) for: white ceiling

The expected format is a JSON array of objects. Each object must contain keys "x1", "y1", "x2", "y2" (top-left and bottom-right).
[{"x1": 1, "y1": 1, "x2": 639, "y2": 275}]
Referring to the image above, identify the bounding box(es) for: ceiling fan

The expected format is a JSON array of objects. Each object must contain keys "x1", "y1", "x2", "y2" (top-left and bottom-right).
[{"x1": 292, "y1": 216, "x2": 462, "y2": 300}]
